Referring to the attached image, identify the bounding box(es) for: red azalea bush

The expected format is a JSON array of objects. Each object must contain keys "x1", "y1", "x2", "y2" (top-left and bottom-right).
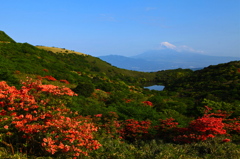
[
  {"x1": 0, "y1": 79, "x2": 101, "y2": 157},
  {"x1": 142, "y1": 101, "x2": 153, "y2": 107},
  {"x1": 43, "y1": 75, "x2": 57, "y2": 81},
  {"x1": 174, "y1": 106, "x2": 230, "y2": 143},
  {"x1": 224, "y1": 118, "x2": 240, "y2": 134},
  {"x1": 119, "y1": 119, "x2": 151, "y2": 141},
  {"x1": 174, "y1": 116, "x2": 226, "y2": 143}
]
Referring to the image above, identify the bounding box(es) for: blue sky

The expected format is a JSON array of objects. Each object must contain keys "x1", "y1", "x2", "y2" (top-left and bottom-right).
[{"x1": 1, "y1": 0, "x2": 240, "y2": 57}]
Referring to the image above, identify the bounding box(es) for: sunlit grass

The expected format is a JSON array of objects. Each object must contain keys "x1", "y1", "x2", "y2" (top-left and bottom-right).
[{"x1": 36, "y1": 46, "x2": 86, "y2": 56}]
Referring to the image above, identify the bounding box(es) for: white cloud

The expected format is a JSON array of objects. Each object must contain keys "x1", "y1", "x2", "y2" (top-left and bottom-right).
[
  {"x1": 160, "y1": 42, "x2": 177, "y2": 49},
  {"x1": 178, "y1": 45, "x2": 204, "y2": 53},
  {"x1": 158, "y1": 42, "x2": 204, "y2": 53}
]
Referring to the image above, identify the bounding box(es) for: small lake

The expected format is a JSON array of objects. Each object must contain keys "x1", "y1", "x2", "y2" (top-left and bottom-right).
[{"x1": 144, "y1": 85, "x2": 165, "y2": 91}]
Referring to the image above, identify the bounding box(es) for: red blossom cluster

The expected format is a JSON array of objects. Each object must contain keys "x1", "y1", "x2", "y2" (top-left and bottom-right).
[
  {"x1": 119, "y1": 119, "x2": 151, "y2": 141},
  {"x1": 155, "y1": 117, "x2": 179, "y2": 132},
  {"x1": 22, "y1": 79, "x2": 76, "y2": 96},
  {"x1": 124, "y1": 99, "x2": 133, "y2": 103},
  {"x1": 36, "y1": 75, "x2": 70, "y2": 84},
  {"x1": 36, "y1": 75, "x2": 57, "y2": 81},
  {"x1": 0, "y1": 80, "x2": 100, "y2": 157},
  {"x1": 43, "y1": 75, "x2": 57, "y2": 81},
  {"x1": 41, "y1": 115, "x2": 101, "y2": 156},
  {"x1": 174, "y1": 116, "x2": 226, "y2": 143},
  {"x1": 222, "y1": 138, "x2": 231, "y2": 142},
  {"x1": 141, "y1": 101, "x2": 153, "y2": 107},
  {"x1": 91, "y1": 106, "x2": 238, "y2": 144},
  {"x1": 59, "y1": 79, "x2": 70, "y2": 84},
  {"x1": 224, "y1": 118, "x2": 240, "y2": 134},
  {"x1": 174, "y1": 106, "x2": 233, "y2": 143}
]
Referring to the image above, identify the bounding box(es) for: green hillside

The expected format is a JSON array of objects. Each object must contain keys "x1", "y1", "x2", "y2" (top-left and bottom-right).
[
  {"x1": 165, "y1": 61, "x2": 240, "y2": 102},
  {"x1": 0, "y1": 41, "x2": 156, "y2": 86},
  {"x1": 0, "y1": 31, "x2": 239, "y2": 158},
  {"x1": 0, "y1": 31, "x2": 16, "y2": 43}
]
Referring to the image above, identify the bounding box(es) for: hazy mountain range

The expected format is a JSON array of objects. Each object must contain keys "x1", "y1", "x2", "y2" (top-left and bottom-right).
[{"x1": 99, "y1": 42, "x2": 240, "y2": 72}]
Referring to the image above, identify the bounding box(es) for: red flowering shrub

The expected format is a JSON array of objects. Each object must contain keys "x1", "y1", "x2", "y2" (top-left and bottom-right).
[
  {"x1": 224, "y1": 118, "x2": 240, "y2": 134},
  {"x1": 41, "y1": 114, "x2": 101, "y2": 156},
  {"x1": 43, "y1": 75, "x2": 57, "y2": 81},
  {"x1": 142, "y1": 101, "x2": 153, "y2": 107},
  {"x1": 0, "y1": 79, "x2": 101, "y2": 157},
  {"x1": 174, "y1": 106, "x2": 230, "y2": 143},
  {"x1": 119, "y1": 119, "x2": 151, "y2": 141},
  {"x1": 155, "y1": 117, "x2": 179, "y2": 131},
  {"x1": 222, "y1": 138, "x2": 231, "y2": 142},
  {"x1": 174, "y1": 117, "x2": 226, "y2": 143}
]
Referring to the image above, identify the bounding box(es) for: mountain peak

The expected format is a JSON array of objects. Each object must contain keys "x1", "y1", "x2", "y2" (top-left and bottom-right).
[
  {"x1": 159, "y1": 42, "x2": 205, "y2": 54},
  {"x1": 160, "y1": 42, "x2": 177, "y2": 50}
]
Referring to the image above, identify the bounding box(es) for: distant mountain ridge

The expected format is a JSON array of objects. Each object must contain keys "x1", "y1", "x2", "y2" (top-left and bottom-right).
[
  {"x1": 98, "y1": 55, "x2": 162, "y2": 72},
  {"x1": 99, "y1": 49, "x2": 240, "y2": 72}
]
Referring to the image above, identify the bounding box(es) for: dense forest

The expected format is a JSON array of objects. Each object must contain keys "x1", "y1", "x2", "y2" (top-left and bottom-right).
[{"x1": 0, "y1": 31, "x2": 239, "y2": 158}]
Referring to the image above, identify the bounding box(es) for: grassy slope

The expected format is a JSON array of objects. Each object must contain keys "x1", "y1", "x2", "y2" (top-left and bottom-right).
[
  {"x1": 36, "y1": 45, "x2": 86, "y2": 56},
  {"x1": 84, "y1": 55, "x2": 156, "y2": 81},
  {"x1": 0, "y1": 43, "x2": 156, "y2": 85},
  {"x1": 36, "y1": 45, "x2": 156, "y2": 82}
]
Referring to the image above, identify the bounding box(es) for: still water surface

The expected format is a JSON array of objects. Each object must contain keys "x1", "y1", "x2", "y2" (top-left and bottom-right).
[{"x1": 144, "y1": 85, "x2": 165, "y2": 91}]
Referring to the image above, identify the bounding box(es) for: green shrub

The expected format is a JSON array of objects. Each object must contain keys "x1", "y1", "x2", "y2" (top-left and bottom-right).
[
  {"x1": 0, "y1": 70, "x2": 20, "y2": 88},
  {"x1": 72, "y1": 81, "x2": 95, "y2": 97}
]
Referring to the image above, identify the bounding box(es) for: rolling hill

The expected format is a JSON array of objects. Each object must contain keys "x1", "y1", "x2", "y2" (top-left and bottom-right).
[{"x1": 0, "y1": 31, "x2": 156, "y2": 86}]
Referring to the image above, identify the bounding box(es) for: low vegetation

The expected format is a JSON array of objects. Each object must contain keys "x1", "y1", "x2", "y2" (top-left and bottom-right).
[{"x1": 0, "y1": 31, "x2": 239, "y2": 158}]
